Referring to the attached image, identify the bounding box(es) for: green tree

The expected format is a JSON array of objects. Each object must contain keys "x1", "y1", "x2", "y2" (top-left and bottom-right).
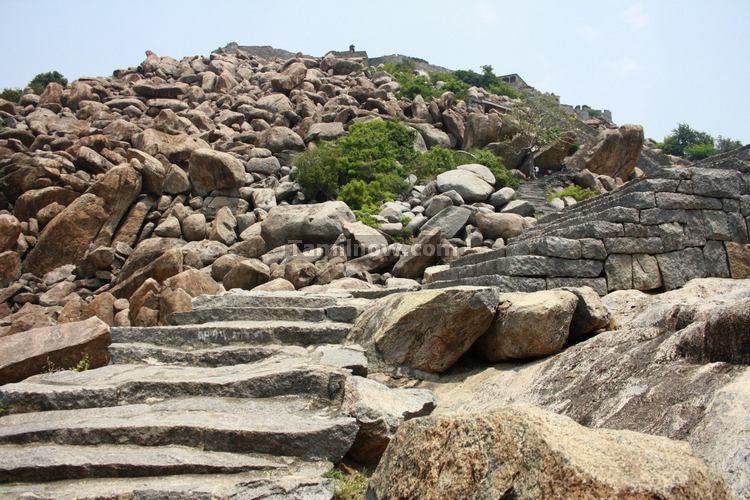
[
  {"x1": 716, "y1": 136, "x2": 743, "y2": 154},
  {"x1": 0, "y1": 88, "x2": 22, "y2": 103},
  {"x1": 28, "y1": 71, "x2": 68, "y2": 94}
]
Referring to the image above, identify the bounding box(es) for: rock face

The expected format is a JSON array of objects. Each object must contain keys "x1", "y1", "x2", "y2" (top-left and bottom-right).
[
  {"x1": 433, "y1": 278, "x2": 750, "y2": 497},
  {"x1": 187, "y1": 149, "x2": 245, "y2": 196},
  {"x1": 0, "y1": 317, "x2": 111, "y2": 384},
  {"x1": 261, "y1": 201, "x2": 355, "y2": 248},
  {"x1": 474, "y1": 289, "x2": 579, "y2": 361},
  {"x1": 567, "y1": 124, "x2": 644, "y2": 180},
  {"x1": 436, "y1": 169, "x2": 494, "y2": 202},
  {"x1": 368, "y1": 405, "x2": 730, "y2": 499},
  {"x1": 347, "y1": 287, "x2": 501, "y2": 373},
  {"x1": 22, "y1": 165, "x2": 142, "y2": 276}
]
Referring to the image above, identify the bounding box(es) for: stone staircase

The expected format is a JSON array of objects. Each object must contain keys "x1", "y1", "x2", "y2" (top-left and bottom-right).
[
  {"x1": 0, "y1": 289, "x2": 433, "y2": 498},
  {"x1": 426, "y1": 152, "x2": 750, "y2": 293}
]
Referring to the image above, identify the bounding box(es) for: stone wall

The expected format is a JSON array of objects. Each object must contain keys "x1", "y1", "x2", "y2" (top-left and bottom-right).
[{"x1": 425, "y1": 146, "x2": 750, "y2": 294}]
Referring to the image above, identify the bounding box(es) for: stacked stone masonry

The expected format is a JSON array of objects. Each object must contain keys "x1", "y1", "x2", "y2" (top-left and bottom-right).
[{"x1": 426, "y1": 147, "x2": 750, "y2": 294}]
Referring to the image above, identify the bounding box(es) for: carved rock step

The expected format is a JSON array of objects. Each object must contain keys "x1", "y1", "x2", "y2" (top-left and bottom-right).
[
  {"x1": 0, "y1": 468, "x2": 333, "y2": 499},
  {"x1": 193, "y1": 291, "x2": 352, "y2": 310},
  {"x1": 170, "y1": 304, "x2": 361, "y2": 325},
  {"x1": 110, "y1": 320, "x2": 352, "y2": 348},
  {"x1": 0, "y1": 396, "x2": 359, "y2": 461},
  {"x1": 108, "y1": 342, "x2": 368, "y2": 374},
  {"x1": 0, "y1": 443, "x2": 295, "y2": 483},
  {"x1": 0, "y1": 358, "x2": 351, "y2": 414}
]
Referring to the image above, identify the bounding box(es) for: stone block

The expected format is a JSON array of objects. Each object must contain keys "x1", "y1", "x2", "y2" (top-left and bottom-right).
[
  {"x1": 605, "y1": 254, "x2": 632, "y2": 291},
  {"x1": 656, "y1": 248, "x2": 706, "y2": 290},
  {"x1": 546, "y1": 277, "x2": 608, "y2": 296},
  {"x1": 703, "y1": 241, "x2": 730, "y2": 278},
  {"x1": 655, "y1": 192, "x2": 723, "y2": 210},
  {"x1": 580, "y1": 239, "x2": 607, "y2": 260},
  {"x1": 604, "y1": 238, "x2": 664, "y2": 254},
  {"x1": 632, "y1": 254, "x2": 662, "y2": 290}
]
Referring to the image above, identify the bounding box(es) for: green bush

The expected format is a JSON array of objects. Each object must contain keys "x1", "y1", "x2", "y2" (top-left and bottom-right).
[
  {"x1": 28, "y1": 71, "x2": 67, "y2": 94},
  {"x1": 684, "y1": 142, "x2": 716, "y2": 161},
  {"x1": 655, "y1": 123, "x2": 743, "y2": 160},
  {"x1": 546, "y1": 185, "x2": 598, "y2": 203},
  {"x1": 0, "y1": 88, "x2": 22, "y2": 103},
  {"x1": 294, "y1": 119, "x2": 417, "y2": 210}
]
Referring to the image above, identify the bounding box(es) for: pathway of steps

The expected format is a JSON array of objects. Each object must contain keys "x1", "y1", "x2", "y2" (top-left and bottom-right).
[
  {"x1": 426, "y1": 156, "x2": 750, "y2": 293},
  {"x1": 0, "y1": 289, "x2": 433, "y2": 498}
]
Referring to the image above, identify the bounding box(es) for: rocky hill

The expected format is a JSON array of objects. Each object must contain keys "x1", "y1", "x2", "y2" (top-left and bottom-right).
[{"x1": 0, "y1": 46, "x2": 748, "y2": 498}]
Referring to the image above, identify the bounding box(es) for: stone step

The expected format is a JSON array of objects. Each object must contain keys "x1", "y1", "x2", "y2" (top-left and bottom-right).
[
  {"x1": 0, "y1": 468, "x2": 333, "y2": 499},
  {"x1": 193, "y1": 291, "x2": 351, "y2": 310},
  {"x1": 0, "y1": 396, "x2": 358, "y2": 461},
  {"x1": 0, "y1": 359, "x2": 349, "y2": 414},
  {"x1": 0, "y1": 443, "x2": 295, "y2": 483},
  {"x1": 108, "y1": 342, "x2": 368, "y2": 375},
  {"x1": 170, "y1": 305, "x2": 360, "y2": 325},
  {"x1": 110, "y1": 320, "x2": 352, "y2": 348},
  {"x1": 431, "y1": 255, "x2": 604, "y2": 282}
]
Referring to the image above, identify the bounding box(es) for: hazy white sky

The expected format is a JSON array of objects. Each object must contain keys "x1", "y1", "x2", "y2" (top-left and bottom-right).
[{"x1": 3, "y1": 0, "x2": 748, "y2": 143}]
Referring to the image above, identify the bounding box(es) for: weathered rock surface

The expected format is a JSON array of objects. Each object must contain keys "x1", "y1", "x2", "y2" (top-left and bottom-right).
[
  {"x1": 347, "y1": 287, "x2": 500, "y2": 373},
  {"x1": 567, "y1": 124, "x2": 644, "y2": 180},
  {"x1": 261, "y1": 201, "x2": 355, "y2": 248},
  {"x1": 368, "y1": 405, "x2": 730, "y2": 499},
  {"x1": 0, "y1": 317, "x2": 110, "y2": 385},
  {"x1": 474, "y1": 289, "x2": 579, "y2": 361}
]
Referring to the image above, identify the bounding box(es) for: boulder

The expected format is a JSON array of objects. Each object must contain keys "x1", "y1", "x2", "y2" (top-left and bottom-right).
[
  {"x1": 0, "y1": 214, "x2": 21, "y2": 252},
  {"x1": 563, "y1": 286, "x2": 612, "y2": 343},
  {"x1": 187, "y1": 149, "x2": 245, "y2": 196},
  {"x1": 109, "y1": 248, "x2": 183, "y2": 299},
  {"x1": 368, "y1": 405, "x2": 730, "y2": 499},
  {"x1": 567, "y1": 124, "x2": 644, "y2": 180},
  {"x1": 489, "y1": 187, "x2": 516, "y2": 209},
  {"x1": 259, "y1": 126, "x2": 304, "y2": 153},
  {"x1": 343, "y1": 376, "x2": 436, "y2": 465},
  {"x1": 283, "y1": 260, "x2": 318, "y2": 289},
  {"x1": 222, "y1": 259, "x2": 270, "y2": 290},
  {"x1": 500, "y1": 199, "x2": 535, "y2": 217},
  {"x1": 208, "y1": 207, "x2": 237, "y2": 246},
  {"x1": 391, "y1": 228, "x2": 441, "y2": 279},
  {"x1": 181, "y1": 213, "x2": 207, "y2": 242},
  {"x1": 475, "y1": 290, "x2": 579, "y2": 361},
  {"x1": 0, "y1": 317, "x2": 111, "y2": 385},
  {"x1": 347, "y1": 287, "x2": 501, "y2": 373},
  {"x1": 436, "y1": 169, "x2": 493, "y2": 203},
  {"x1": 533, "y1": 132, "x2": 576, "y2": 170},
  {"x1": 154, "y1": 216, "x2": 181, "y2": 238},
  {"x1": 475, "y1": 211, "x2": 528, "y2": 240},
  {"x1": 419, "y1": 206, "x2": 472, "y2": 239},
  {"x1": 132, "y1": 129, "x2": 209, "y2": 163},
  {"x1": 463, "y1": 112, "x2": 501, "y2": 150},
  {"x1": 162, "y1": 268, "x2": 221, "y2": 298},
  {"x1": 0, "y1": 251, "x2": 21, "y2": 288},
  {"x1": 261, "y1": 201, "x2": 355, "y2": 248},
  {"x1": 23, "y1": 165, "x2": 142, "y2": 276},
  {"x1": 253, "y1": 277, "x2": 295, "y2": 292},
  {"x1": 343, "y1": 221, "x2": 388, "y2": 255}
]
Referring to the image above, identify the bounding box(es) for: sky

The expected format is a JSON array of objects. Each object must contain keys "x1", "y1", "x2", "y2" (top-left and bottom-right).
[{"x1": 3, "y1": 0, "x2": 749, "y2": 143}]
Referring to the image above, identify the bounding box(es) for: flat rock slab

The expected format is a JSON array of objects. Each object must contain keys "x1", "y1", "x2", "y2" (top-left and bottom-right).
[
  {"x1": 108, "y1": 342, "x2": 368, "y2": 375},
  {"x1": 192, "y1": 291, "x2": 353, "y2": 309},
  {"x1": 0, "y1": 396, "x2": 358, "y2": 461},
  {"x1": 0, "y1": 469, "x2": 333, "y2": 499},
  {"x1": 0, "y1": 358, "x2": 349, "y2": 413},
  {"x1": 0, "y1": 317, "x2": 110, "y2": 385},
  {"x1": 0, "y1": 443, "x2": 290, "y2": 482},
  {"x1": 110, "y1": 320, "x2": 352, "y2": 347}
]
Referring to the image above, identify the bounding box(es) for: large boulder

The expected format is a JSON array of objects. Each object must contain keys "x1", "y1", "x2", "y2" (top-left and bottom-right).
[
  {"x1": 436, "y1": 169, "x2": 494, "y2": 203},
  {"x1": 187, "y1": 149, "x2": 245, "y2": 196},
  {"x1": 131, "y1": 128, "x2": 209, "y2": 163},
  {"x1": 567, "y1": 124, "x2": 644, "y2": 180},
  {"x1": 261, "y1": 201, "x2": 355, "y2": 248},
  {"x1": 368, "y1": 405, "x2": 730, "y2": 499},
  {"x1": 463, "y1": 112, "x2": 502, "y2": 150},
  {"x1": 222, "y1": 259, "x2": 270, "y2": 290},
  {"x1": 259, "y1": 126, "x2": 304, "y2": 153},
  {"x1": 474, "y1": 290, "x2": 579, "y2": 361},
  {"x1": 475, "y1": 211, "x2": 528, "y2": 240},
  {"x1": 391, "y1": 227, "x2": 441, "y2": 279},
  {"x1": 0, "y1": 251, "x2": 21, "y2": 288},
  {"x1": 0, "y1": 317, "x2": 111, "y2": 385},
  {"x1": 347, "y1": 287, "x2": 501, "y2": 373},
  {"x1": 23, "y1": 165, "x2": 142, "y2": 276}
]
